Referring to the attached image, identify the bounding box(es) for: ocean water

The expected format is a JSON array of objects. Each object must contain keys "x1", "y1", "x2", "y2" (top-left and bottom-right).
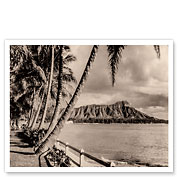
[{"x1": 58, "y1": 123, "x2": 168, "y2": 166}]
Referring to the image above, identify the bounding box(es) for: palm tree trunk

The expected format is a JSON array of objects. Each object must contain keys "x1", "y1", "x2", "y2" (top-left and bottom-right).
[
  {"x1": 31, "y1": 90, "x2": 45, "y2": 130},
  {"x1": 38, "y1": 46, "x2": 55, "y2": 130},
  {"x1": 28, "y1": 86, "x2": 42, "y2": 128},
  {"x1": 35, "y1": 45, "x2": 99, "y2": 154},
  {"x1": 28, "y1": 87, "x2": 36, "y2": 127},
  {"x1": 37, "y1": 46, "x2": 64, "y2": 144}
]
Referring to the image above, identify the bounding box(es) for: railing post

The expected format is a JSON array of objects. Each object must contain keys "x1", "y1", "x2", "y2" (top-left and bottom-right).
[
  {"x1": 110, "y1": 162, "x2": 115, "y2": 167},
  {"x1": 65, "y1": 142, "x2": 69, "y2": 155},
  {"x1": 80, "y1": 149, "x2": 84, "y2": 167}
]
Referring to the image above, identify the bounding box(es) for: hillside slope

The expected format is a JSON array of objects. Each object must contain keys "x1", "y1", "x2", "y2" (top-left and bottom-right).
[{"x1": 67, "y1": 101, "x2": 168, "y2": 124}]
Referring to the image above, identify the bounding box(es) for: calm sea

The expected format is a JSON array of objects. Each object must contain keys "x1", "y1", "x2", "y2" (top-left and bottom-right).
[{"x1": 58, "y1": 123, "x2": 168, "y2": 166}]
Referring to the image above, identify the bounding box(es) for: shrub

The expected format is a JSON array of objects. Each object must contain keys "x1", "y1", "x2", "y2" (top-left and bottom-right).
[
  {"x1": 19, "y1": 128, "x2": 47, "y2": 147},
  {"x1": 45, "y1": 146, "x2": 71, "y2": 167}
]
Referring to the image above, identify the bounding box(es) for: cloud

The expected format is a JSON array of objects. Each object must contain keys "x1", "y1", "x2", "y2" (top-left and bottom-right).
[
  {"x1": 137, "y1": 106, "x2": 168, "y2": 120},
  {"x1": 79, "y1": 45, "x2": 168, "y2": 95},
  {"x1": 69, "y1": 45, "x2": 168, "y2": 119},
  {"x1": 117, "y1": 45, "x2": 168, "y2": 83},
  {"x1": 75, "y1": 92, "x2": 113, "y2": 107},
  {"x1": 131, "y1": 92, "x2": 168, "y2": 109}
]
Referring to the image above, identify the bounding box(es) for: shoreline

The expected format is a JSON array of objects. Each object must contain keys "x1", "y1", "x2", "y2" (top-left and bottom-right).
[
  {"x1": 10, "y1": 122, "x2": 168, "y2": 167},
  {"x1": 101, "y1": 158, "x2": 168, "y2": 167},
  {"x1": 67, "y1": 122, "x2": 168, "y2": 125}
]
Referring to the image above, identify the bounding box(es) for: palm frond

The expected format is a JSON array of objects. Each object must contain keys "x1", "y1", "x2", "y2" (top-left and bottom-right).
[
  {"x1": 63, "y1": 66, "x2": 74, "y2": 75},
  {"x1": 154, "y1": 45, "x2": 160, "y2": 58},
  {"x1": 62, "y1": 73, "x2": 77, "y2": 84},
  {"x1": 107, "y1": 45, "x2": 125, "y2": 86},
  {"x1": 63, "y1": 54, "x2": 77, "y2": 64},
  {"x1": 63, "y1": 45, "x2": 70, "y2": 52},
  {"x1": 62, "y1": 81, "x2": 75, "y2": 91},
  {"x1": 61, "y1": 86, "x2": 73, "y2": 98}
]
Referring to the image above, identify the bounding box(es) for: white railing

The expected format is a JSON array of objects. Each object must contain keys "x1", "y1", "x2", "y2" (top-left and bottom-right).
[{"x1": 56, "y1": 140, "x2": 113, "y2": 167}]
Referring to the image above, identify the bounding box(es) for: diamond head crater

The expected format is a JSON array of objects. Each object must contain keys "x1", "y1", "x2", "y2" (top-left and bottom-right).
[{"x1": 63, "y1": 101, "x2": 168, "y2": 124}]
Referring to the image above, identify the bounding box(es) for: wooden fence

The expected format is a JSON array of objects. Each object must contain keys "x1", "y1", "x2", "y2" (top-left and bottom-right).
[{"x1": 56, "y1": 140, "x2": 113, "y2": 167}]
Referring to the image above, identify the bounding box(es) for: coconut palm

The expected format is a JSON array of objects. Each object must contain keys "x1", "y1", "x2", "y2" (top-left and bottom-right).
[
  {"x1": 10, "y1": 45, "x2": 46, "y2": 128},
  {"x1": 11, "y1": 44, "x2": 77, "y2": 131},
  {"x1": 37, "y1": 46, "x2": 77, "y2": 143},
  {"x1": 10, "y1": 44, "x2": 77, "y2": 133},
  {"x1": 28, "y1": 87, "x2": 36, "y2": 127},
  {"x1": 37, "y1": 46, "x2": 55, "y2": 130},
  {"x1": 17, "y1": 46, "x2": 48, "y2": 130},
  {"x1": 35, "y1": 45, "x2": 160, "y2": 154},
  {"x1": 30, "y1": 85, "x2": 46, "y2": 130},
  {"x1": 35, "y1": 45, "x2": 99, "y2": 153},
  {"x1": 22, "y1": 45, "x2": 57, "y2": 130},
  {"x1": 37, "y1": 45, "x2": 77, "y2": 131}
]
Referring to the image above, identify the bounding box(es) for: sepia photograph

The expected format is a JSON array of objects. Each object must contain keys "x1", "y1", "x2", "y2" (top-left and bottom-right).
[{"x1": 5, "y1": 40, "x2": 173, "y2": 172}]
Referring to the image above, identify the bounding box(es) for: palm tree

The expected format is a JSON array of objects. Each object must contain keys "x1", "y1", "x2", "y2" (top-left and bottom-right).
[
  {"x1": 35, "y1": 45, "x2": 99, "y2": 153},
  {"x1": 37, "y1": 46, "x2": 77, "y2": 143},
  {"x1": 43, "y1": 45, "x2": 64, "y2": 130},
  {"x1": 12, "y1": 45, "x2": 76, "y2": 132},
  {"x1": 37, "y1": 45, "x2": 55, "y2": 130},
  {"x1": 10, "y1": 46, "x2": 46, "y2": 128},
  {"x1": 21, "y1": 46, "x2": 48, "y2": 130},
  {"x1": 37, "y1": 45, "x2": 77, "y2": 131},
  {"x1": 35, "y1": 45, "x2": 160, "y2": 154},
  {"x1": 23, "y1": 45, "x2": 59, "y2": 130},
  {"x1": 30, "y1": 85, "x2": 46, "y2": 130},
  {"x1": 27, "y1": 85, "x2": 44, "y2": 128},
  {"x1": 27, "y1": 87, "x2": 36, "y2": 127}
]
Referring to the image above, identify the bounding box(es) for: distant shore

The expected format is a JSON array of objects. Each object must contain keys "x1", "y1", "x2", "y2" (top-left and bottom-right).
[{"x1": 67, "y1": 118, "x2": 168, "y2": 124}]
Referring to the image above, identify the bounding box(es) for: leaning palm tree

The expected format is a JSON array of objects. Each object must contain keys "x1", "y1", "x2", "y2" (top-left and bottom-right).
[
  {"x1": 37, "y1": 45, "x2": 55, "y2": 130},
  {"x1": 38, "y1": 48, "x2": 77, "y2": 142},
  {"x1": 22, "y1": 45, "x2": 76, "y2": 132},
  {"x1": 42, "y1": 45, "x2": 64, "y2": 130},
  {"x1": 36, "y1": 45, "x2": 99, "y2": 153},
  {"x1": 37, "y1": 45, "x2": 77, "y2": 131},
  {"x1": 10, "y1": 45, "x2": 46, "y2": 128},
  {"x1": 23, "y1": 45, "x2": 60, "y2": 130},
  {"x1": 20, "y1": 45, "x2": 48, "y2": 130},
  {"x1": 35, "y1": 45, "x2": 160, "y2": 154}
]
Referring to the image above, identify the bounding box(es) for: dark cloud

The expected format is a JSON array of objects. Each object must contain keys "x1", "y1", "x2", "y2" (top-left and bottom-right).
[{"x1": 130, "y1": 92, "x2": 168, "y2": 109}]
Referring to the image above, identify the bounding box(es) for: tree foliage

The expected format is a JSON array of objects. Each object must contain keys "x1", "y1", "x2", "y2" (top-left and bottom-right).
[{"x1": 10, "y1": 45, "x2": 77, "y2": 129}]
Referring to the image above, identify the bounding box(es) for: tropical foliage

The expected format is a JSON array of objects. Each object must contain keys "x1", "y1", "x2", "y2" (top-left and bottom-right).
[{"x1": 10, "y1": 45, "x2": 77, "y2": 132}]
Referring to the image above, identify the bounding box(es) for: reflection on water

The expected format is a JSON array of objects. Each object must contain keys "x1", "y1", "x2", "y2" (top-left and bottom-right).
[{"x1": 58, "y1": 123, "x2": 168, "y2": 166}]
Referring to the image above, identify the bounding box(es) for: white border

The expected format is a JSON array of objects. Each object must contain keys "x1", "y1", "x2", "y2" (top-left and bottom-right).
[{"x1": 5, "y1": 40, "x2": 173, "y2": 172}]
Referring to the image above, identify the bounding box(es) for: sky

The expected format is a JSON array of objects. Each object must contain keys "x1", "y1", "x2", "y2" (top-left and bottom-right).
[{"x1": 68, "y1": 45, "x2": 168, "y2": 120}]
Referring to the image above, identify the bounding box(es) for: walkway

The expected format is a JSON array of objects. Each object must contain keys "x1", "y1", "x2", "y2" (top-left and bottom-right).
[
  {"x1": 10, "y1": 130, "x2": 141, "y2": 167},
  {"x1": 10, "y1": 130, "x2": 40, "y2": 167},
  {"x1": 10, "y1": 130, "x2": 103, "y2": 167}
]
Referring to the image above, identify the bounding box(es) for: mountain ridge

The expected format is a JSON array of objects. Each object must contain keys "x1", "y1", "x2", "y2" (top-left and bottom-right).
[{"x1": 67, "y1": 101, "x2": 168, "y2": 124}]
